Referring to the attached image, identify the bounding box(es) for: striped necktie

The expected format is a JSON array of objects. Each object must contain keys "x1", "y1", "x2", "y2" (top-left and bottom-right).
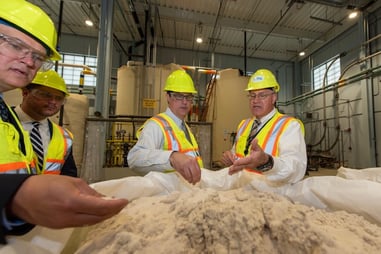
[
  {"x1": 244, "y1": 119, "x2": 261, "y2": 155},
  {"x1": 0, "y1": 97, "x2": 9, "y2": 122},
  {"x1": 30, "y1": 121, "x2": 44, "y2": 170}
]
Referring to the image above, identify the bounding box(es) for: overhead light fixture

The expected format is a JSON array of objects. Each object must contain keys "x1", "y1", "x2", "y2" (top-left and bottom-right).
[
  {"x1": 298, "y1": 38, "x2": 305, "y2": 57},
  {"x1": 83, "y1": 3, "x2": 94, "y2": 27},
  {"x1": 347, "y1": 4, "x2": 359, "y2": 19},
  {"x1": 196, "y1": 22, "x2": 203, "y2": 44},
  {"x1": 348, "y1": 11, "x2": 358, "y2": 19},
  {"x1": 85, "y1": 19, "x2": 93, "y2": 27}
]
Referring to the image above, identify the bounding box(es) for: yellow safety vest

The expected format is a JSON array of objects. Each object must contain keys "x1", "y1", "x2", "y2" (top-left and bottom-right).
[
  {"x1": 0, "y1": 106, "x2": 36, "y2": 174},
  {"x1": 137, "y1": 113, "x2": 204, "y2": 171},
  {"x1": 38, "y1": 121, "x2": 74, "y2": 175},
  {"x1": 234, "y1": 111, "x2": 304, "y2": 172}
]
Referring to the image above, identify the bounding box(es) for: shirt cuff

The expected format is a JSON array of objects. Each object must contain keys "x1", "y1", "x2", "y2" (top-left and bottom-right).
[{"x1": 2, "y1": 208, "x2": 26, "y2": 231}]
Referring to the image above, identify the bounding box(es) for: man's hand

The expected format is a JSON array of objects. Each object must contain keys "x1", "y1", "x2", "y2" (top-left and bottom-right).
[
  {"x1": 220, "y1": 150, "x2": 235, "y2": 166},
  {"x1": 10, "y1": 175, "x2": 128, "y2": 228},
  {"x1": 169, "y1": 152, "x2": 201, "y2": 184},
  {"x1": 228, "y1": 139, "x2": 268, "y2": 175}
]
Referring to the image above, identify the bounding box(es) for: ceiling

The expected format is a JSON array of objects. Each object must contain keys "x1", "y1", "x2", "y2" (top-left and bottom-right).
[{"x1": 29, "y1": 0, "x2": 381, "y2": 62}]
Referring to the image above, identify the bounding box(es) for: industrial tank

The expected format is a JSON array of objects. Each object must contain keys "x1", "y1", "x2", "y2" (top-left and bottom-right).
[{"x1": 206, "y1": 69, "x2": 250, "y2": 166}]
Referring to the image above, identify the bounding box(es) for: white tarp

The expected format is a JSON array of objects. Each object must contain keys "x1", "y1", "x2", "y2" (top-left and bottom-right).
[{"x1": 2, "y1": 166, "x2": 381, "y2": 253}]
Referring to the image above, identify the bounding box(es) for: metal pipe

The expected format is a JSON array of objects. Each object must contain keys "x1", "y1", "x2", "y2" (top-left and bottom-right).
[
  {"x1": 250, "y1": 0, "x2": 296, "y2": 57},
  {"x1": 244, "y1": 31, "x2": 247, "y2": 75},
  {"x1": 57, "y1": 1, "x2": 64, "y2": 127},
  {"x1": 279, "y1": 62, "x2": 381, "y2": 105}
]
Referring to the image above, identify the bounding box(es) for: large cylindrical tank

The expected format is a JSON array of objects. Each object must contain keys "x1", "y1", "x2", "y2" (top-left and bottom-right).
[
  {"x1": 116, "y1": 63, "x2": 183, "y2": 116},
  {"x1": 207, "y1": 69, "x2": 250, "y2": 166},
  {"x1": 116, "y1": 65, "x2": 137, "y2": 115}
]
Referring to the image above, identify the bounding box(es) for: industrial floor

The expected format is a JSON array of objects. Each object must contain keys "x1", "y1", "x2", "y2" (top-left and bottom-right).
[{"x1": 103, "y1": 167, "x2": 339, "y2": 181}]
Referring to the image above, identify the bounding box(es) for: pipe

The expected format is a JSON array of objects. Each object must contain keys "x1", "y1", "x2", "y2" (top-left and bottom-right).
[
  {"x1": 57, "y1": 1, "x2": 64, "y2": 127},
  {"x1": 250, "y1": 0, "x2": 296, "y2": 57},
  {"x1": 279, "y1": 60, "x2": 381, "y2": 105},
  {"x1": 58, "y1": 62, "x2": 93, "y2": 71},
  {"x1": 244, "y1": 31, "x2": 247, "y2": 75},
  {"x1": 207, "y1": 0, "x2": 227, "y2": 53},
  {"x1": 79, "y1": 69, "x2": 96, "y2": 95}
]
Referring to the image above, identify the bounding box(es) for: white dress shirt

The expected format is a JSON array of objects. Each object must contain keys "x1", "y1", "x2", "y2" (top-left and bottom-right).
[
  {"x1": 127, "y1": 108, "x2": 184, "y2": 174},
  {"x1": 14, "y1": 105, "x2": 50, "y2": 157}
]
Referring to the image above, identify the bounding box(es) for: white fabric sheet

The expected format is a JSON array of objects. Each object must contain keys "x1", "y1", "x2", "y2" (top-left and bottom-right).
[{"x1": 3, "y1": 167, "x2": 381, "y2": 253}]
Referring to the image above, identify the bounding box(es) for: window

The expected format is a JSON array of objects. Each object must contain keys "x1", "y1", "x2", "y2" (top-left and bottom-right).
[
  {"x1": 57, "y1": 53, "x2": 97, "y2": 87},
  {"x1": 313, "y1": 56, "x2": 341, "y2": 90}
]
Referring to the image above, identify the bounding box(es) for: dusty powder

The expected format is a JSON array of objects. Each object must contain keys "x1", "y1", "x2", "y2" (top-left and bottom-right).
[{"x1": 75, "y1": 188, "x2": 381, "y2": 253}]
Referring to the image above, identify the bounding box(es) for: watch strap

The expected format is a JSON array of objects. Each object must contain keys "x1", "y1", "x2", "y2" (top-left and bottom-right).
[{"x1": 256, "y1": 155, "x2": 273, "y2": 172}]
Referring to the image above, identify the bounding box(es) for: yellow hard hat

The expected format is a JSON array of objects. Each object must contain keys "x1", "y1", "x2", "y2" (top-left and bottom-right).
[
  {"x1": 164, "y1": 70, "x2": 197, "y2": 94},
  {"x1": 31, "y1": 70, "x2": 69, "y2": 96},
  {"x1": 246, "y1": 69, "x2": 280, "y2": 92},
  {"x1": 0, "y1": 0, "x2": 61, "y2": 60}
]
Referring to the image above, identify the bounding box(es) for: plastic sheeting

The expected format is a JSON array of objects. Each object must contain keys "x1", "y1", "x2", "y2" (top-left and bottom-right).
[{"x1": 2, "y1": 167, "x2": 381, "y2": 253}]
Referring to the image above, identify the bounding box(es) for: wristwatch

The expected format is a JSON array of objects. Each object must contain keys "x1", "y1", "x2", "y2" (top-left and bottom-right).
[{"x1": 256, "y1": 155, "x2": 274, "y2": 172}]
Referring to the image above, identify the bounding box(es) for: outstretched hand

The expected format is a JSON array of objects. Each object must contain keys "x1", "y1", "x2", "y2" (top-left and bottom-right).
[
  {"x1": 10, "y1": 175, "x2": 128, "y2": 228},
  {"x1": 228, "y1": 139, "x2": 268, "y2": 175}
]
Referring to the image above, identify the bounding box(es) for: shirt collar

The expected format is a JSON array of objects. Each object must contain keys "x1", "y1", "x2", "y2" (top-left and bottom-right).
[
  {"x1": 165, "y1": 107, "x2": 183, "y2": 127},
  {"x1": 14, "y1": 105, "x2": 48, "y2": 125},
  {"x1": 256, "y1": 108, "x2": 277, "y2": 124}
]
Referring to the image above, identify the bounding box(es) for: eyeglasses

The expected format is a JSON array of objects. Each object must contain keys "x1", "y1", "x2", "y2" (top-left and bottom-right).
[
  {"x1": 31, "y1": 89, "x2": 66, "y2": 103},
  {"x1": 0, "y1": 33, "x2": 53, "y2": 72},
  {"x1": 170, "y1": 93, "x2": 194, "y2": 102},
  {"x1": 247, "y1": 92, "x2": 274, "y2": 100}
]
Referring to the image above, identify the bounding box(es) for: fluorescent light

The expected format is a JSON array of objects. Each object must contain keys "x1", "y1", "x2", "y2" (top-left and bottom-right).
[
  {"x1": 299, "y1": 51, "x2": 305, "y2": 56},
  {"x1": 196, "y1": 37, "x2": 203, "y2": 43},
  {"x1": 85, "y1": 19, "x2": 93, "y2": 27}
]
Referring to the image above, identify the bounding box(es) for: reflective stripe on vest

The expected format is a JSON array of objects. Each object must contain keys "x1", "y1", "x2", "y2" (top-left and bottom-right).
[
  {"x1": 260, "y1": 116, "x2": 293, "y2": 156},
  {"x1": 234, "y1": 112, "x2": 298, "y2": 173},
  {"x1": 42, "y1": 122, "x2": 73, "y2": 175},
  {"x1": 0, "y1": 108, "x2": 36, "y2": 174},
  {"x1": 151, "y1": 113, "x2": 204, "y2": 170}
]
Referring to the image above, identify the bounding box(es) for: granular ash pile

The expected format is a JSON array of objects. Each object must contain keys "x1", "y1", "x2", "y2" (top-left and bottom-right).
[{"x1": 75, "y1": 188, "x2": 381, "y2": 254}]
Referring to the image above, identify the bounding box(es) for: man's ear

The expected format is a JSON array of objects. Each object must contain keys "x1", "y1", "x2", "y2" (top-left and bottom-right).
[{"x1": 21, "y1": 88, "x2": 29, "y2": 97}]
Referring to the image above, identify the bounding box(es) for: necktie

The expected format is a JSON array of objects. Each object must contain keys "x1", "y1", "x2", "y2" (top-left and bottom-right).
[
  {"x1": 182, "y1": 121, "x2": 192, "y2": 144},
  {"x1": 30, "y1": 121, "x2": 44, "y2": 170},
  {"x1": 244, "y1": 119, "x2": 261, "y2": 155},
  {"x1": 0, "y1": 97, "x2": 9, "y2": 122}
]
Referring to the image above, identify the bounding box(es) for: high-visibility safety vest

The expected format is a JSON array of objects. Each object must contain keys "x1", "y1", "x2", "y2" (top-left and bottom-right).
[
  {"x1": 234, "y1": 111, "x2": 304, "y2": 172},
  {"x1": 138, "y1": 113, "x2": 204, "y2": 171},
  {"x1": 37, "y1": 121, "x2": 74, "y2": 175},
  {"x1": 0, "y1": 106, "x2": 36, "y2": 174}
]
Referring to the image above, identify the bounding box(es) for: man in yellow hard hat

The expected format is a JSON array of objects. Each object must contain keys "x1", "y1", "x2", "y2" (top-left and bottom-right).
[
  {"x1": 221, "y1": 69, "x2": 307, "y2": 184},
  {"x1": 14, "y1": 70, "x2": 77, "y2": 176},
  {"x1": 128, "y1": 69, "x2": 202, "y2": 184},
  {"x1": 0, "y1": 0, "x2": 127, "y2": 244}
]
